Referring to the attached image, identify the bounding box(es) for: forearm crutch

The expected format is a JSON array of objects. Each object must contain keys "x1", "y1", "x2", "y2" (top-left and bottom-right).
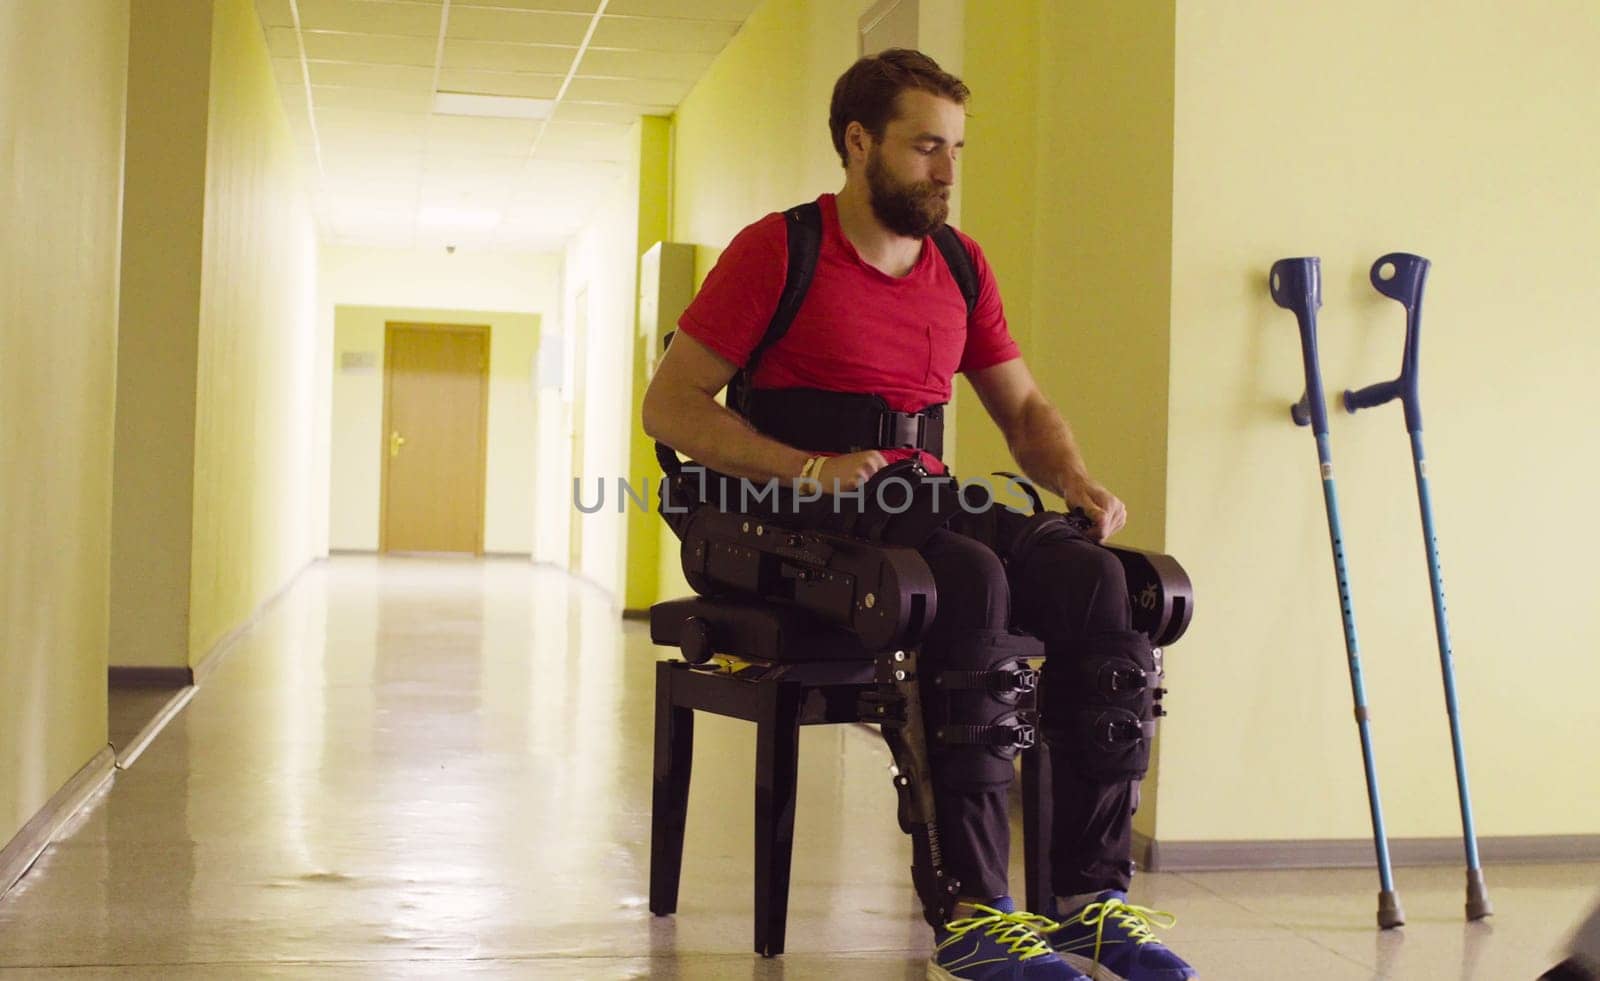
[
  {"x1": 1342, "y1": 252, "x2": 1492, "y2": 921},
  {"x1": 1271, "y1": 257, "x2": 1405, "y2": 929}
]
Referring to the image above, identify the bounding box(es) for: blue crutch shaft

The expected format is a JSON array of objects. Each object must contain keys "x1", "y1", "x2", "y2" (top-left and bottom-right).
[
  {"x1": 1344, "y1": 253, "x2": 1492, "y2": 920},
  {"x1": 1271, "y1": 257, "x2": 1404, "y2": 929}
]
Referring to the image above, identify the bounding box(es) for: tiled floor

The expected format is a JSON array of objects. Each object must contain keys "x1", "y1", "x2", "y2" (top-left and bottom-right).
[{"x1": 0, "y1": 557, "x2": 1591, "y2": 979}]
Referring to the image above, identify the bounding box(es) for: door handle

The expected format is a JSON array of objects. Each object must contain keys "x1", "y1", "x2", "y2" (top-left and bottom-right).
[{"x1": 390, "y1": 431, "x2": 407, "y2": 457}]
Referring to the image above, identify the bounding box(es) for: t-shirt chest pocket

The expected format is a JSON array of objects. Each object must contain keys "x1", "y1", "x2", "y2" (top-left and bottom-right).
[{"x1": 924, "y1": 317, "x2": 968, "y2": 386}]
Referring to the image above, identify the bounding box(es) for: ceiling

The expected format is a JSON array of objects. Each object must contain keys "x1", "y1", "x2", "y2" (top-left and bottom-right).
[{"x1": 254, "y1": 0, "x2": 762, "y2": 252}]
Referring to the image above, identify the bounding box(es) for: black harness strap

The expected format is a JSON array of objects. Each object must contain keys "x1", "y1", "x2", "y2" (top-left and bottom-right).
[
  {"x1": 727, "y1": 202, "x2": 824, "y2": 417},
  {"x1": 931, "y1": 223, "x2": 980, "y2": 315}
]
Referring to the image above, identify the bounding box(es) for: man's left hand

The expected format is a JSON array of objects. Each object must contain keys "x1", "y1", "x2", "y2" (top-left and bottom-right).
[{"x1": 1064, "y1": 478, "x2": 1127, "y2": 542}]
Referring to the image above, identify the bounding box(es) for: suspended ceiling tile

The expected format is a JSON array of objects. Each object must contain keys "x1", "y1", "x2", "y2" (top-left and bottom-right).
[
  {"x1": 551, "y1": 101, "x2": 664, "y2": 124},
  {"x1": 452, "y1": 0, "x2": 596, "y2": 13},
  {"x1": 604, "y1": 0, "x2": 759, "y2": 21},
  {"x1": 421, "y1": 153, "x2": 531, "y2": 180},
  {"x1": 314, "y1": 107, "x2": 431, "y2": 134},
  {"x1": 271, "y1": 57, "x2": 304, "y2": 86},
  {"x1": 308, "y1": 61, "x2": 436, "y2": 91},
  {"x1": 443, "y1": 39, "x2": 577, "y2": 73},
  {"x1": 577, "y1": 47, "x2": 715, "y2": 82},
  {"x1": 313, "y1": 85, "x2": 435, "y2": 112},
  {"x1": 564, "y1": 75, "x2": 689, "y2": 106},
  {"x1": 321, "y1": 177, "x2": 422, "y2": 199},
  {"x1": 589, "y1": 15, "x2": 738, "y2": 53},
  {"x1": 300, "y1": 31, "x2": 439, "y2": 65},
  {"x1": 446, "y1": 7, "x2": 592, "y2": 45},
  {"x1": 317, "y1": 132, "x2": 427, "y2": 158},
  {"x1": 536, "y1": 121, "x2": 632, "y2": 160},
  {"x1": 436, "y1": 68, "x2": 563, "y2": 99},
  {"x1": 427, "y1": 114, "x2": 540, "y2": 151},
  {"x1": 296, "y1": 0, "x2": 443, "y2": 37},
  {"x1": 265, "y1": 25, "x2": 301, "y2": 57},
  {"x1": 257, "y1": 0, "x2": 296, "y2": 28}
]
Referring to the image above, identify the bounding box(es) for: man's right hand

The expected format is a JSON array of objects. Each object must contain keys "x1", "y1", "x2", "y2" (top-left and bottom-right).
[{"x1": 816, "y1": 450, "x2": 888, "y2": 493}]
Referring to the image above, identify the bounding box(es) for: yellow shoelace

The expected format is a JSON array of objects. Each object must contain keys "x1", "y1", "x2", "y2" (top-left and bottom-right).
[
  {"x1": 1047, "y1": 898, "x2": 1178, "y2": 964},
  {"x1": 941, "y1": 904, "x2": 1061, "y2": 962}
]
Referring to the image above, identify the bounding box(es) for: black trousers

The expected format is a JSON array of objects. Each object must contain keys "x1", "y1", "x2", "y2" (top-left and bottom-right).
[{"x1": 920, "y1": 519, "x2": 1138, "y2": 901}]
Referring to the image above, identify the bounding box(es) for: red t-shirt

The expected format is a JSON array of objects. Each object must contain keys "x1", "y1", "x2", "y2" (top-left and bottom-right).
[{"x1": 678, "y1": 194, "x2": 1019, "y2": 474}]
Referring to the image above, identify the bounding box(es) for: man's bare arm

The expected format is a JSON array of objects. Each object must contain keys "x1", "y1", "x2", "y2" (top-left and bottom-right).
[
  {"x1": 641, "y1": 333, "x2": 810, "y2": 481},
  {"x1": 640, "y1": 332, "x2": 887, "y2": 488},
  {"x1": 967, "y1": 358, "x2": 1127, "y2": 539}
]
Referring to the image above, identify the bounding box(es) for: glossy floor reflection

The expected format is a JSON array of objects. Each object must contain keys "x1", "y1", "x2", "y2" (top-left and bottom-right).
[{"x1": 0, "y1": 557, "x2": 1591, "y2": 978}]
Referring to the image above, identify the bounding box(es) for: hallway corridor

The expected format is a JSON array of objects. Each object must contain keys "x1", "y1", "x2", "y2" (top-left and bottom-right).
[{"x1": 0, "y1": 558, "x2": 1590, "y2": 978}]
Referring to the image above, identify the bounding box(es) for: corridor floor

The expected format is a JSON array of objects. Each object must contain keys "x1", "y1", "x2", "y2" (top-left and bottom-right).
[{"x1": 0, "y1": 557, "x2": 1591, "y2": 979}]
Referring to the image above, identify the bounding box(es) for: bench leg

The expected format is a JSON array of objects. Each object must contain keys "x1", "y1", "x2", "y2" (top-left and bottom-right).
[
  {"x1": 1022, "y1": 740, "x2": 1054, "y2": 914},
  {"x1": 651, "y1": 662, "x2": 695, "y2": 916},
  {"x1": 753, "y1": 681, "x2": 802, "y2": 957}
]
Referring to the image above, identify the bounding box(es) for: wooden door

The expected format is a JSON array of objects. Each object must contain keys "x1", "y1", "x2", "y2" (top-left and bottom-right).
[{"x1": 380, "y1": 323, "x2": 490, "y2": 554}]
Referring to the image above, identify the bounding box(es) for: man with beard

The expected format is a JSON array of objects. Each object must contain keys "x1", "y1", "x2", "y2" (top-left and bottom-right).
[{"x1": 642, "y1": 49, "x2": 1197, "y2": 981}]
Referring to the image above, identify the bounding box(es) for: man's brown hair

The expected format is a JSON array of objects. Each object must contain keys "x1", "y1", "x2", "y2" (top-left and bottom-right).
[{"x1": 828, "y1": 48, "x2": 970, "y2": 168}]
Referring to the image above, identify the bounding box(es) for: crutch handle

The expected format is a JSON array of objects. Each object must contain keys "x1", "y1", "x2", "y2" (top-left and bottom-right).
[
  {"x1": 1270, "y1": 258, "x2": 1330, "y2": 435},
  {"x1": 1343, "y1": 379, "x2": 1401, "y2": 414},
  {"x1": 1344, "y1": 252, "x2": 1430, "y2": 431}
]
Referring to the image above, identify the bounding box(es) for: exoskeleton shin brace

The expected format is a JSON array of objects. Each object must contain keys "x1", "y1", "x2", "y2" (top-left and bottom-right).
[{"x1": 1046, "y1": 629, "x2": 1166, "y2": 781}]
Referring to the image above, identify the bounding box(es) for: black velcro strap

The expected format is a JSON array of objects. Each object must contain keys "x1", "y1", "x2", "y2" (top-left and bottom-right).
[
  {"x1": 935, "y1": 668, "x2": 1039, "y2": 694},
  {"x1": 1091, "y1": 717, "x2": 1157, "y2": 749},
  {"x1": 936, "y1": 722, "x2": 1037, "y2": 750}
]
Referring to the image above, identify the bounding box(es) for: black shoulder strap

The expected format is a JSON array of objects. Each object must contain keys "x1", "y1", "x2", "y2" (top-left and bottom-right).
[
  {"x1": 931, "y1": 224, "x2": 979, "y2": 316},
  {"x1": 725, "y1": 206, "x2": 977, "y2": 421},
  {"x1": 729, "y1": 202, "x2": 822, "y2": 416}
]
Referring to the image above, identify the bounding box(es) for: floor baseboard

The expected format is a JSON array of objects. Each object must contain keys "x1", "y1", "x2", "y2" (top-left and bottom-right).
[
  {"x1": 108, "y1": 666, "x2": 193, "y2": 687},
  {"x1": 1137, "y1": 832, "x2": 1600, "y2": 872},
  {"x1": 0, "y1": 747, "x2": 115, "y2": 903}
]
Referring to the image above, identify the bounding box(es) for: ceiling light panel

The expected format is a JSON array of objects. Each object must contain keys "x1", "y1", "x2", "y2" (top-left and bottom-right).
[
  {"x1": 446, "y1": 8, "x2": 593, "y2": 45},
  {"x1": 296, "y1": 0, "x2": 443, "y2": 37},
  {"x1": 589, "y1": 15, "x2": 740, "y2": 53},
  {"x1": 442, "y1": 39, "x2": 579, "y2": 73},
  {"x1": 436, "y1": 68, "x2": 564, "y2": 99},
  {"x1": 427, "y1": 113, "x2": 541, "y2": 146}
]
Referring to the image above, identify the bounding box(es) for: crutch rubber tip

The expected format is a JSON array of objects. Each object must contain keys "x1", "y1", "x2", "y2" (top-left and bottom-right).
[
  {"x1": 1378, "y1": 890, "x2": 1405, "y2": 929},
  {"x1": 1466, "y1": 870, "x2": 1494, "y2": 920}
]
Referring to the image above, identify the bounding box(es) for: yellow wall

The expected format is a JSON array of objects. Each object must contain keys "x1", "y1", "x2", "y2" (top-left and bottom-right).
[
  {"x1": 110, "y1": 0, "x2": 213, "y2": 670},
  {"x1": 960, "y1": 0, "x2": 1176, "y2": 838},
  {"x1": 188, "y1": 0, "x2": 322, "y2": 665},
  {"x1": 558, "y1": 123, "x2": 645, "y2": 594},
  {"x1": 0, "y1": 0, "x2": 129, "y2": 844},
  {"x1": 624, "y1": 117, "x2": 674, "y2": 612},
  {"x1": 1159, "y1": 0, "x2": 1600, "y2": 841},
  {"x1": 329, "y1": 305, "x2": 541, "y2": 552}
]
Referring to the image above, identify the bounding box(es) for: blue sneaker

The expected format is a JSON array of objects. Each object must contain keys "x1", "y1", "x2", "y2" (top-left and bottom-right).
[
  {"x1": 929, "y1": 896, "x2": 1089, "y2": 980},
  {"x1": 1041, "y1": 891, "x2": 1197, "y2": 981}
]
